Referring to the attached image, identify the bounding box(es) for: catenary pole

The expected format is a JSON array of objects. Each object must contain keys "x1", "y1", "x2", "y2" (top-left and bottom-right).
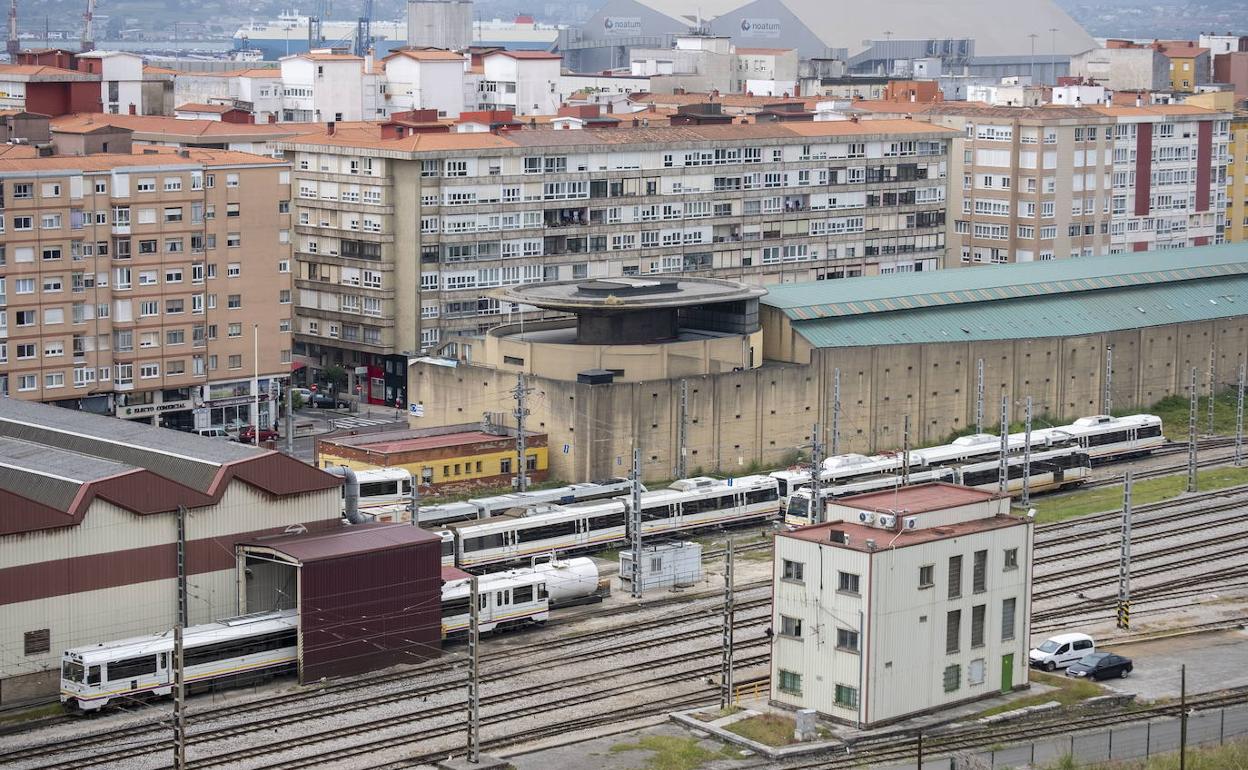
[
  {"x1": 831, "y1": 367, "x2": 841, "y2": 456},
  {"x1": 467, "y1": 575, "x2": 480, "y2": 763},
  {"x1": 1117, "y1": 471, "x2": 1132, "y2": 630},
  {"x1": 998, "y1": 395, "x2": 1009, "y2": 495},
  {"x1": 809, "y1": 423, "x2": 824, "y2": 524},
  {"x1": 720, "y1": 538, "x2": 735, "y2": 708},
  {"x1": 1236, "y1": 361, "x2": 1245, "y2": 467},
  {"x1": 172, "y1": 505, "x2": 188, "y2": 770},
  {"x1": 975, "y1": 358, "x2": 985, "y2": 435},
  {"x1": 1022, "y1": 396, "x2": 1033, "y2": 506},
  {"x1": 512, "y1": 372, "x2": 531, "y2": 492},
  {"x1": 629, "y1": 447, "x2": 643, "y2": 599},
  {"x1": 1188, "y1": 367, "x2": 1199, "y2": 493}
]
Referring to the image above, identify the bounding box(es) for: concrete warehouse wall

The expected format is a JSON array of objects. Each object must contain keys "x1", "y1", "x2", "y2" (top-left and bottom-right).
[{"x1": 409, "y1": 316, "x2": 1248, "y2": 482}]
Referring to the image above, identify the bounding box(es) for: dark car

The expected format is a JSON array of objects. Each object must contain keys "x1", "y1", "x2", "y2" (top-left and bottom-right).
[
  {"x1": 236, "y1": 426, "x2": 280, "y2": 443},
  {"x1": 309, "y1": 392, "x2": 350, "y2": 409},
  {"x1": 1066, "y1": 652, "x2": 1133, "y2": 680}
]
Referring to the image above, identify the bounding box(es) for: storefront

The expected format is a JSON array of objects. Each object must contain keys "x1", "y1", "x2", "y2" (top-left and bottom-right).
[
  {"x1": 116, "y1": 389, "x2": 196, "y2": 430},
  {"x1": 196, "y1": 379, "x2": 279, "y2": 431}
]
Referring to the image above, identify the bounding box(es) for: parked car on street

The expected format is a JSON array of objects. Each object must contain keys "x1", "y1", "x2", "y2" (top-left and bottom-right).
[
  {"x1": 309, "y1": 392, "x2": 350, "y2": 409},
  {"x1": 289, "y1": 387, "x2": 313, "y2": 401},
  {"x1": 237, "y1": 426, "x2": 280, "y2": 443},
  {"x1": 195, "y1": 427, "x2": 231, "y2": 439},
  {"x1": 1066, "y1": 652, "x2": 1133, "y2": 680},
  {"x1": 1029, "y1": 632, "x2": 1096, "y2": 671}
]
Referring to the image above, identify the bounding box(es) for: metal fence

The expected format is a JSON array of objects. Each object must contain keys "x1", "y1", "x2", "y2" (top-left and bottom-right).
[{"x1": 876, "y1": 704, "x2": 1248, "y2": 770}]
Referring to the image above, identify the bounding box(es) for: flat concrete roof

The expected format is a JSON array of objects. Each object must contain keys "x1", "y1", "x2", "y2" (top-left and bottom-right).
[{"x1": 494, "y1": 277, "x2": 766, "y2": 312}]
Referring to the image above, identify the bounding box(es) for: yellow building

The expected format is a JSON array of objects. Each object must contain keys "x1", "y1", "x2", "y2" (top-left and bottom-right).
[
  {"x1": 316, "y1": 424, "x2": 549, "y2": 491},
  {"x1": 1228, "y1": 111, "x2": 1248, "y2": 243},
  {"x1": 1160, "y1": 44, "x2": 1210, "y2": 93}
]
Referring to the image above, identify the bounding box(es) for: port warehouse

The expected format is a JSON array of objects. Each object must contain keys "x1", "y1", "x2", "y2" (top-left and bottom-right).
[
  {"x1": 0, "y1": 399, "x2": 436, "y2": 703},
  {"x1": 410, "y1": 245, "x2": 1248, "y2": 482}
]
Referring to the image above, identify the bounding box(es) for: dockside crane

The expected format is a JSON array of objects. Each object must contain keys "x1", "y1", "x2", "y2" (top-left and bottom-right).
[{"x1": 354, "y1": 0, "x2": 372, "y2": 58}]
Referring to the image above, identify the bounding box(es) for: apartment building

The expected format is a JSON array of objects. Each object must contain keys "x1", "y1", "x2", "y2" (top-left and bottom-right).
[
  {"x1": 276, "y1": 119, "x2": 954, "y2": 403},
  {"x1": 279, "y1": 51, "x2": 388, "y2": 123},
  {"x1": 0, "y1": 146, "x2": 293, "y2": 430},
  {"x1": 925, "y1": 104, "x2": 1118, "y2": 266},
  {"x1": 1226, "y1": 110, "x2": 1248, "y2": 243},
  {"x1": 1093, "y1": 104, "x2": 1230, "y2": 250}
]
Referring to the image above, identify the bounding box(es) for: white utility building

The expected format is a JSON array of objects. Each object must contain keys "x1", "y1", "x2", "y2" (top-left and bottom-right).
[{"x1": 770, "y1": 483, "x2": 1032, "y2": 726}]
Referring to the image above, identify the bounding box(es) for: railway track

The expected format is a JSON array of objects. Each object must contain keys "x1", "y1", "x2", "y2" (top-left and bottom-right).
[
  {"x1": 0, "y1": 596, "x2": 774, "y2": 767},
  {"x1": 781, "y1": 685, "x2": 1248, "y2": 769}
]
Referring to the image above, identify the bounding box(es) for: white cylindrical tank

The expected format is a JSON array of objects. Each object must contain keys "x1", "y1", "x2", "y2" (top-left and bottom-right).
[{"x1": 531, "y1": 557, "x2": 603, "y2": 606}]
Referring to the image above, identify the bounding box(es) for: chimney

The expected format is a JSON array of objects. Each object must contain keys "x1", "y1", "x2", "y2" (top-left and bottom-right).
[
  {"x1": 632, "y1": 117, "x2": 639, "y2": 127},
  {"x1": 327, "y1": 121, "x2": 336, "y2": 135},
  {"x1": 1135, "y1": 92, "x2": 1143, "y2": 107},
  {"x1": 268, "y1": 114, "x2": 276, "y2": 123},
  {"x1": 128, "y1": 103, "x2": 136, "y2": 115}
]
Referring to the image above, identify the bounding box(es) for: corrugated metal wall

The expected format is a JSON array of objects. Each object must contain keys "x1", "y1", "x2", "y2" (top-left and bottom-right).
[{"x1": 298, "y1": 539, "x2": 442, "y2": 681}]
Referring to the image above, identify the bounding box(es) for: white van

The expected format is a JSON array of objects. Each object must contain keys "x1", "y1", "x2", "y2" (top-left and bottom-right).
[
  {"x1": 1029, "y1": 632, "x2": 1095, "y2": 671},
  {"x1": 195, "y1": 427, "x2": 231, "y2": 439}
]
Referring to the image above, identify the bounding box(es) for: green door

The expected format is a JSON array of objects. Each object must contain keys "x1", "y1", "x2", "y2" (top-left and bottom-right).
[{"x1": 1001, "y1": 653, "x2": 1014, "y2": 692}]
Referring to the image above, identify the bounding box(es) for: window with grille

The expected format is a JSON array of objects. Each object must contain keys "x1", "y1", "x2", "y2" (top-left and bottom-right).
[
  {"x1": 24, "y1": 629, "x2": 50, "y2": 655},
  {"x1": 1003, "y1": 548, "x2": 1018, "y2": 570},
  {"x1": 1001, "y1": 597, "x2": 1016, "y2": 641},
  {"x1": 973, "y1": 550, "x2": 988, "y2": 593},
  {"x1": 943, "y1": 664, "x2": 961, "y2": 692},
  {"x1": 948, "y1": 555, "x2": 963, "y2": 599},
  {"x1": 971, "y1": 604, "x2": 986, "y2": 648},
  {"x1": 919, "y1": 565, "x2": 934, "y2": 588},
  {"x1": 838, "y1": 571, "x2": 860, "y2": 594},
  {"x1": 946, "y1": 610, "x2": 961, "y2": 654},
  {"x1": 777, "y1": 669, "x2": 801, "y2": 695},
  {"x1": 835, "y1": 685, "x2": 858, "y2": 708},
  {"x1": 782, "y1": 559, "x2": 804, "y2": 583}
]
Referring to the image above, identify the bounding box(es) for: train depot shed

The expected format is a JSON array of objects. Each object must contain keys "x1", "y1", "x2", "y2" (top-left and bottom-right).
[{"x1": 240, "y1": 524, "x2": 443, "y2": 682}]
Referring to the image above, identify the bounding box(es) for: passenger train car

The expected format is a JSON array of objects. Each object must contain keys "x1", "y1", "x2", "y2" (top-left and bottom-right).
[
  {"x1": 449, "y1": 475, "x2": 780, "y2": 569},
  {"x1": 1029, "y1": 414, "x2": 1164, "y2": 461},
  {"x1": 64, "y1": 559, "x2": 607, "y2": 711},
  {"x1": 784, "y1": 447, "x2": 1092, "y2": 527},
  {"x1": 61, "y1": 610, "x2": 297, "y2": 712}
]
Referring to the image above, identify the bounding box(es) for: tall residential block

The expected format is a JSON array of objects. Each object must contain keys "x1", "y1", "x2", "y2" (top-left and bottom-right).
[
  {"x1": 0, "y1": 147, "x2": 294, "y2": 429},
  {"x1": 276, "y1": 120, "x2": 954, "y2": 403}
]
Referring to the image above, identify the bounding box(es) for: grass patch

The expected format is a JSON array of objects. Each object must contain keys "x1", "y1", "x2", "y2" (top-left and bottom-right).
[
  {"x1": 1031, "y1": 465, "x2": 1248, "y2": 523},
  {"x1": 609, "y1": 735, "x2": 735, "y2": 770},
  {"x1": 975, "y1": 672, "x2": 1104, "y2": 718},
  {"x1": 723, "y1": 713, "x2": 797, "y2": 747},
  {"x1": 1047, "y1": 735, "x2": 1248, "y2": 768},
  {"x1": 1139, "y1": 393, "x2": 1241, "y2": 437},
  {"x1": 0, "y1": 701, "x2": 64, "y2": 725}
]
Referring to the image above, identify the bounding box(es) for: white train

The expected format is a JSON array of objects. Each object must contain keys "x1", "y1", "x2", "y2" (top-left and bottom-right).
[
  {"x1": 440, "y1": 557, "x2": 606, "y2": 636},
  {"x1": 784, "y1": 446, "x2": 1093, "y2": 527},
  {"x1": 61, "y1": 610, "x2": 297, "y2": 712},
  {"x1": 448, "y1": 475, "x2": 780, "y2": 569},
  {"x1": 63, "y1": 559, "x2": 607, "y2": 711},
  {"x1": 344, "y1": 470, "x2": 638, "y2": 527}
]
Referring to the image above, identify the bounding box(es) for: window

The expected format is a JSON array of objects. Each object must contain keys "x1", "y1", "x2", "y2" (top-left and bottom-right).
[
  {"x1": 919, "y1": 565, "x2": 934, "y2": 589},
  {"x1": 228, "y1": 354, "x2": 242, "y2": 369},
  {"x1": 226, "y1": 203, "x2": 240, "y2": 218},
  {"x1": 946, "y1": 609, "x2": 961, "y2": 654},
  {"x1": 973, "y1": 550, "x2": 987, "y2": 594},
  {"x1": 1003, "y1": 548, "x2": 1018, "y2": 570},
  {"x1": 23, "y1": 629, "x2": 50, "y2": 655},
  {"x1": 226, "y1": 173, "x2": 239, "y2": 188},
  {"x1": 227, "y1": 294, "x2": 241, "y2": 309},
  {"x1": 948, "y1": 555, "x2": 963, "y2": 599},
  {"x1": 838, "y1": 571, "x2": 860, "y2": 595},
  {"x1": 836, "y1": 628, "x2": 859, "y2": 652},
  {"x1": 18, "y1": 374, "x2": 36, "y2": 391},
  {"x1": 1001, "y1": 597, "x2": 1016, "y2": 641},
  {"x1": 777, "y1": 669, "x2": 802, "y2": 695},
  {"x1": 139, "y1": 363, "x2": 159, "y2": 379},
  {"x1": 164, "y1": 207, "x2": 182, "y2": 223},
  {"x1": 779, "y1": 615, "x2": 802, "y2": 639},
  {"x1": 834, "y1": 685, "x2": 858, "y2": 708},
  {"x1": 782, "y1": 559, "x2": 804, "y2": 583},
  {"x1": 227, "y1": 263, "x2": 241, "y2": 278},
  {"x1": 971, "y1": 604, "x2": 986, "y2": 648},
  {"x1": 969, "y1": 658, "x2": 986, "y2": 686},
  {"x1": 943, "y1": 664, "x2": 961, "y2": 693},
  {"x1": 136, "y1": 177, "x2": 155, "y2": 192},
  {"x1": 227, "y1": 233, "x2": 241, "y2": 248},
  {"x1": 44, "y1": 372, "x2": 65, "y2": 388}
]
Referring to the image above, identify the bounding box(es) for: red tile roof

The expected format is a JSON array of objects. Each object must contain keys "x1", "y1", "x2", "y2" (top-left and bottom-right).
[{"x1": 781, "y1": 515, "x2": 1026, "y2": 552}]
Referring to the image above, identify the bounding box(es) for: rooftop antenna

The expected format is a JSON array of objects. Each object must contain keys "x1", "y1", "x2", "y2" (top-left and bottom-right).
[
  {"x1": 81, "y1": 0, "x2": 95, "y2": 52},
  {"x1": 7, "y1": 0, "x2": 18, "y2": 60}
]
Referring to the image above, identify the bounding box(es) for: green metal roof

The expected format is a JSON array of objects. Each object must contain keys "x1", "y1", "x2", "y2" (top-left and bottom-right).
[
  {"x1": 789, "y1": 274, "x2": 1248, "y2": 348},
  {"x1": 762, "y1": 244, "x2": 1248, "y2": 321}
]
